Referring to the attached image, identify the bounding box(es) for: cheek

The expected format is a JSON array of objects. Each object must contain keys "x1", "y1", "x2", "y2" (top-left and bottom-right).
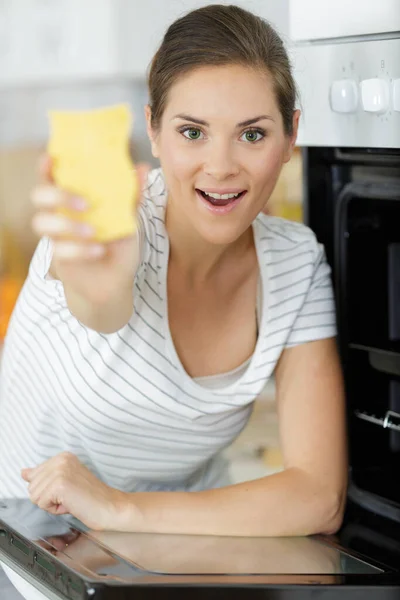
[
  {"x1": 253, "y1": 145, "x2": 285, "y2": 187},
  {"x1": 159, "y1": 135, "x2": 198, "y2": 178}
]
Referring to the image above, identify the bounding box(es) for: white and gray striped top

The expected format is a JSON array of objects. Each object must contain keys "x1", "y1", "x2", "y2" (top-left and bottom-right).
[{"x1": 0, "y1": 168, "x2": 337, "y2": 498}]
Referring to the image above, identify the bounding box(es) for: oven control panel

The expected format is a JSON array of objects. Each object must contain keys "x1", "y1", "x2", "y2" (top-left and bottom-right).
[
  {"x1": 330, "y1": 77, "x2": 399, "y2": 115},
  {"x1": 292, "y1": 37, "x2": 400, "y2": 147}
]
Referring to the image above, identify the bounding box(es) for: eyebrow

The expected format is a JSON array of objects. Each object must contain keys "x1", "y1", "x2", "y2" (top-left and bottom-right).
[{"x1": 172, "y1": 114, "x2": 275, "y2": 127}]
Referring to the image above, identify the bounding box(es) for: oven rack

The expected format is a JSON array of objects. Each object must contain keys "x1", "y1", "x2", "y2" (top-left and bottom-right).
[{"x1": 355, "y1": 409, "x2": 400, "y2": 432}]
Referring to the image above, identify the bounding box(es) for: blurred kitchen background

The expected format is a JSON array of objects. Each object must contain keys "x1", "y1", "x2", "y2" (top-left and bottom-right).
[{"x1": 0, "y1": 0, "x2": 304, "y2": 483}]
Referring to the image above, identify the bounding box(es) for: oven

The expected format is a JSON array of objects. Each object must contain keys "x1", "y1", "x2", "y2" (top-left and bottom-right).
[{"x1": 291, "y1": 0, "x2": 400, "y2": 591}]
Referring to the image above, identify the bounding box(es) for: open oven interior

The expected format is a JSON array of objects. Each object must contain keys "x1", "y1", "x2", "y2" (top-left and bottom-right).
[{"x1": 304, "y1": 147, "x2": 400, "y2": 524}]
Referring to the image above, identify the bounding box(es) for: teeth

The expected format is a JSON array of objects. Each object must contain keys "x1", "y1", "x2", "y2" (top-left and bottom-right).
[{"x1": 203, "y1": 191, "x2": 241, "y2": 200}]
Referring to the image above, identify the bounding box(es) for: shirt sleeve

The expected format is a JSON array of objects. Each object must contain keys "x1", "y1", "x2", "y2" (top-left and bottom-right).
[
  {"x1": 135, "y1": 168, "x2": 165, "y2": 281},
  {"x1": 285, "y1": 237, "x2": 337, "y2": 348},
  {"x1": 27, "y1": 236, "x2": 66, "y2": 296},
  {"x1": 29, "y1": 236, "x2": 53, "y2": 279}
]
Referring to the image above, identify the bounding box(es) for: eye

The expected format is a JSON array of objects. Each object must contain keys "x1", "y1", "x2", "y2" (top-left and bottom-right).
[
  {"x1": 180, "y1": 127, "x2": 204, "y2": 141},
  {"x1": 241, "y1": 128, "x2": 265, "y2": 143}
]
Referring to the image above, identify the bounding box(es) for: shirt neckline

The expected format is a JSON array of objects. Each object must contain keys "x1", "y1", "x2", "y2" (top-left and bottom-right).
[{"x1": 160, "y1": 215, "x2": 269, "y2": 394}]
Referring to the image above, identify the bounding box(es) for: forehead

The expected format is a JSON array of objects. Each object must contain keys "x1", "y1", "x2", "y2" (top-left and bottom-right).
[{"x1": 163, "y1": 64, "x2": 279, "y2": 121}]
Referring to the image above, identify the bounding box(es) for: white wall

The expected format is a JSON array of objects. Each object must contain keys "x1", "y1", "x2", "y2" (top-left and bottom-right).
[
  {"x1": 0, "y1": 0, "x2": 289, "y2": 162},
  {"x1": 0, "y1": 0, "x2": 289, "y2": 87},
  {"x1": 117, "y1": 0, "x2": 289, "y2": 78},
  {"x1": 0, "y1": 0, "x2": 120, "y2": 87}
]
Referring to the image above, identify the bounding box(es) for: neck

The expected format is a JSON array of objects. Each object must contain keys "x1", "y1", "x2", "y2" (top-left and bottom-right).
[{"x1": 165, "y1": 200, "x2": 253, "y2": 284}]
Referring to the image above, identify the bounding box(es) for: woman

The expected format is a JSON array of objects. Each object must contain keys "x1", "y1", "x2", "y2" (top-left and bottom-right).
[{"x1": 0, "y1": 4, "x2": 347, "y2": 539}]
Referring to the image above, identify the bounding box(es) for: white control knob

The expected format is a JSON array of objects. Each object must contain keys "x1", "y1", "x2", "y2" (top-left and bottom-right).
[
  {"x1": 330, "y1": 79, "x2": 358, "y2": 113},
  {"x1": 393, "y1": 79, "x2": 400, "y2": 112},
  {"x1": 361, "y1": 78, "x2": 390, "y2": 113}
]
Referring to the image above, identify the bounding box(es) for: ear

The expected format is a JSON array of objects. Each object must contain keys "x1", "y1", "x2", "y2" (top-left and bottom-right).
[
  {"x1": 283, "y1": 109, "x2": 301, "y2": 163},
  {"x1": 144, "y1": 105, "x2": 160, "y2": 159}
]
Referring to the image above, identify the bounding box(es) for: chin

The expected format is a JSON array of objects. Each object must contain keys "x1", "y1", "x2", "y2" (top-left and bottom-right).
[{"x1": 197, "y1": 221, "x2": 247, "y2": 246}]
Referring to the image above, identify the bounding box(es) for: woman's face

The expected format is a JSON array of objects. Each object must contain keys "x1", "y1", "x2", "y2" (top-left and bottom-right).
[{"x1": 145, "y1": 64, "x2": 299, "y2": 246}]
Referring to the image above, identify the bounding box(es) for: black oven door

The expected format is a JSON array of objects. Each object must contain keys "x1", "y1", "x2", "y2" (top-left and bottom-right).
[
  {"x1": 300, "y1": 146, "x2": 400, "y2": 595},
  {"x1": 0, "y1": 497, "x2": 400, "y2": 599}
]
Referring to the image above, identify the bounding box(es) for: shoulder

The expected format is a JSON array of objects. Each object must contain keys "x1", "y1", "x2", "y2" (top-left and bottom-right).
[
  {"x1": 254, "y1": 215, "x2": 336, "y2": 352},
  {"x1": 255, "y1": 213, "x2": 321, "y2": 258},
  {"x1": 255, "y1": 214, "x2": 330, "y2": 303}
]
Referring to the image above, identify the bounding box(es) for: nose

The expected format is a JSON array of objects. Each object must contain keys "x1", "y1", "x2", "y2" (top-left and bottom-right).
[{"x1": 203, "y1": 138, "x2": 240, "y2": 180}]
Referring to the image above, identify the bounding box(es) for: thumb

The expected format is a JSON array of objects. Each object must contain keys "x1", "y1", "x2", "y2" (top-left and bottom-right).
[
  {"x1": 54, "y1": 504, "x2": 70, "y2": 515},
  {"x1": 21, "y1": 467, "x2": 34, "y2": 482}
]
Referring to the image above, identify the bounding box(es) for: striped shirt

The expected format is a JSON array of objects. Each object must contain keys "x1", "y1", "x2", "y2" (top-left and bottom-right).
[{"x1": 0, "y1": 167, "x2": 337, "y2": 498}]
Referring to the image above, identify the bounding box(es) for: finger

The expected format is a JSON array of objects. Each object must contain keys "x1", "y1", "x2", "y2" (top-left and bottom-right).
[
  {"x1": 30, "y1": 473, "x2": 62, "y2": 512},
  {"x1": 54, "y1": 504, "x2": 70, "y2": 515},
  {"x1": 53, "y1": 241, "x2": 106, "y2": 261},
  {"x1": 40, "y1": 504, "x2": 69, "y2": 516},
  {"x1": 28, "y1": 469, "x2": 55, "y2": 504},
  {"x1": 37, "y1": 492, "x2": 60, "y2": 513},
  {"x1": 22, "y1": 455, "x2": 60, "y2": 485},
  {"x1": 37, "y1": 476, "x2": 72, "y2": 514},
  {"x1": 31, "y1": 185, "x2": 88, "y2": 213},
  {"x1": 21, "y1": 467, "x2": 35, "y2": 482},
  {"x1": 32, "y1": 212, "x2": 94, "y2": 239},
  {"x1": 38, "y1": 153, "x2": 54, "y2": 185},
  {"x1": 31, "y1": 185, "x2": 59, "y2": 210}
]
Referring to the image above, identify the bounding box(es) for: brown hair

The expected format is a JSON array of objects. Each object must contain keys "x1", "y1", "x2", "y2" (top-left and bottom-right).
[{"x1": 147, "y1": 4, "x2": 297, "y2": 136}]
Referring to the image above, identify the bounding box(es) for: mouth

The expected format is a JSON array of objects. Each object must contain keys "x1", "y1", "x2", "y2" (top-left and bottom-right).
[{"x1": 195, "y1": 188, "x2": 247, "y2": 213}]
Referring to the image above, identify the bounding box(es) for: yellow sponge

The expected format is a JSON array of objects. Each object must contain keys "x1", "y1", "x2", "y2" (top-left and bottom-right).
[{"x1": 48, "y1": 104, "x2": 138, "y2": 242}]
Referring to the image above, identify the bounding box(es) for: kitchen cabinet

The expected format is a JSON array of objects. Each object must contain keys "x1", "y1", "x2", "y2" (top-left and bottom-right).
[{"x1": 289, "y1": 0, "x2": 400, "y2": 41}]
